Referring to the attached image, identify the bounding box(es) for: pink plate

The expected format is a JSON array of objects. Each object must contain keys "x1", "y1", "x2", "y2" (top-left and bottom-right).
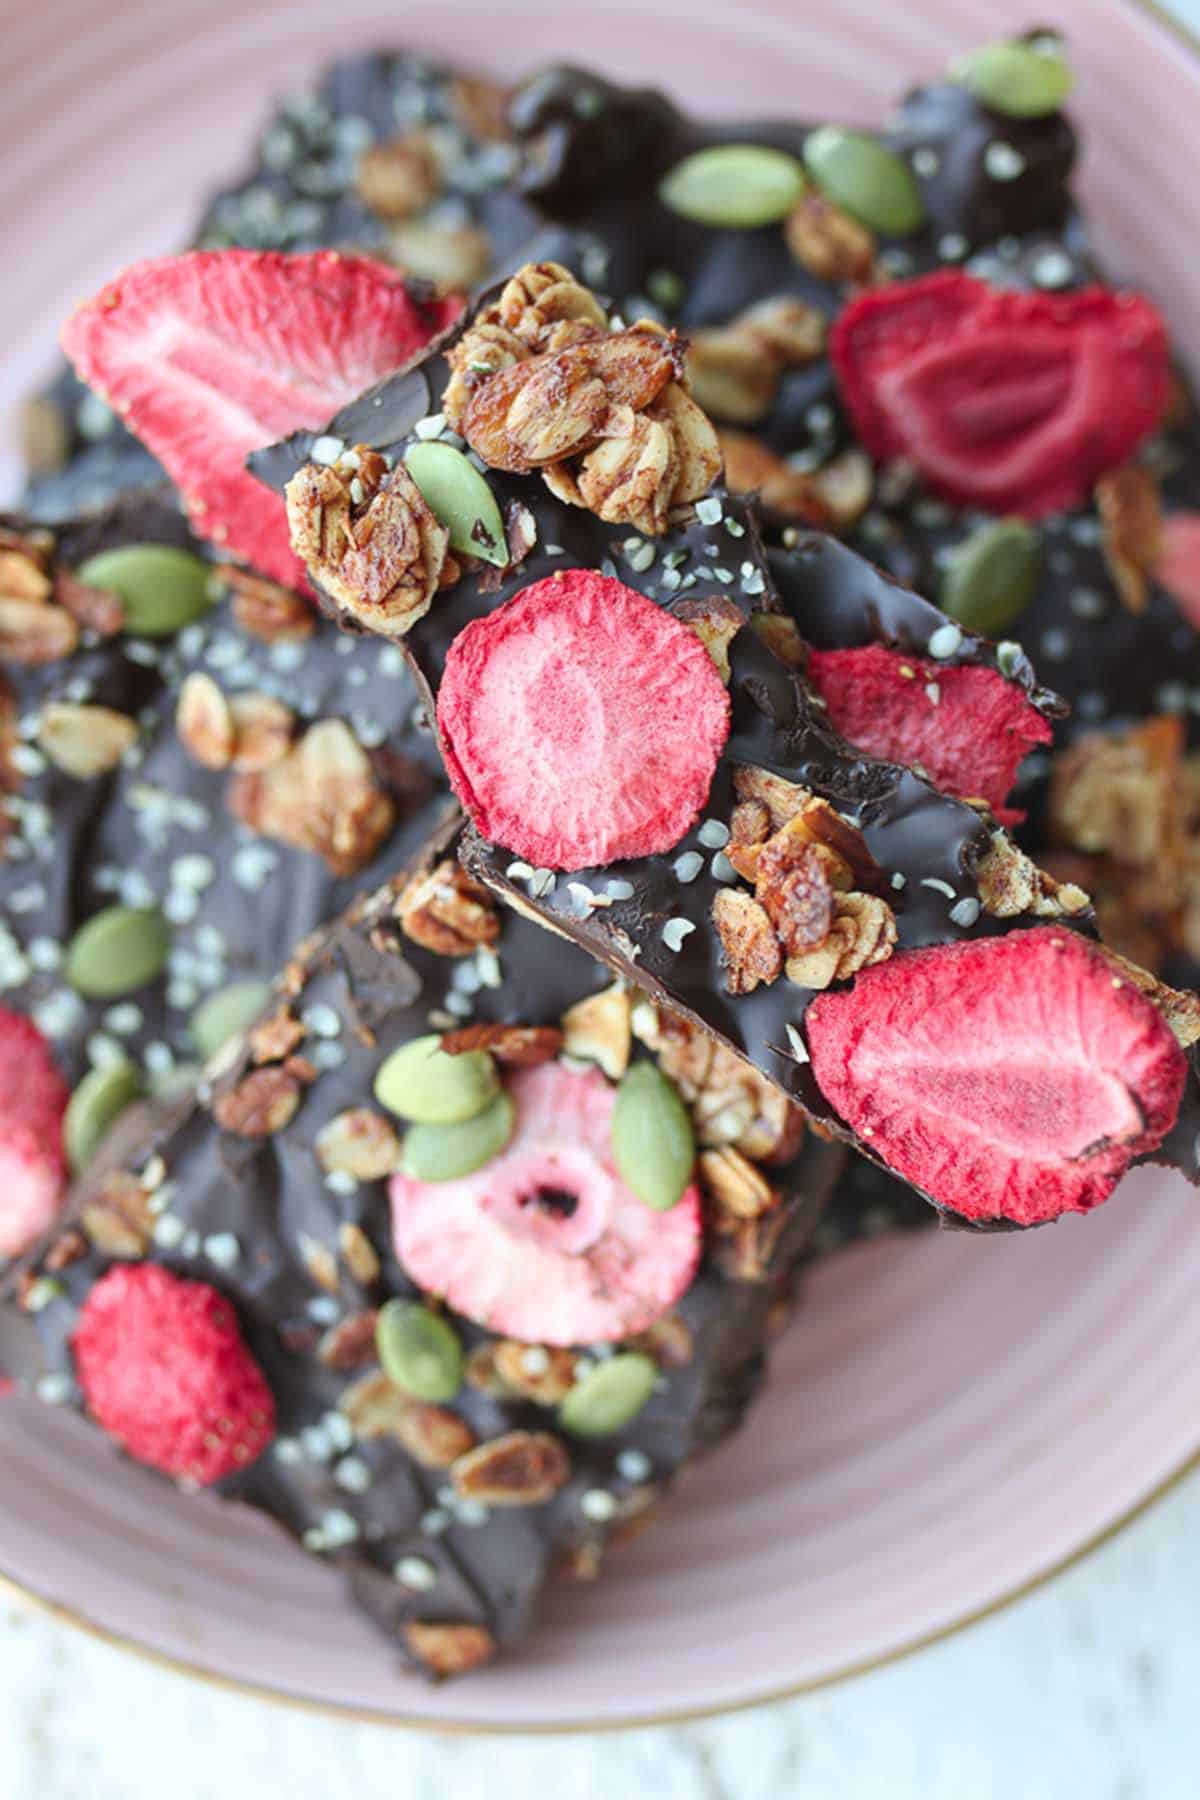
[{"x1": 2, "y1": 0, "x2": 1199, "y2": 1731}]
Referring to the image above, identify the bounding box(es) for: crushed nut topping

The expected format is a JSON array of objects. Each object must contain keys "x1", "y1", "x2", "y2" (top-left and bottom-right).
[
  {"x1": 463, "y1": 1341, "x2": 518, "y2": 1397},
  {"x1": 286, "y1": 450, "x2": 451, "y2": 637},
  {"x1": 976, "y1": 832, "x2": 1092, "y2": 920},
  {"x1": 711, "y1": 887, "x2": 784, "y2": 993},
  {"x1": 785, "y1": 890, "x2": 897, "y2": 988},
  {"x1": 561, "y1": 983, "x2": 632, "y2": 1079},
  {"x1": 396, "y1": 858, "x2": 501, "y2": 956},
  {"x1": 441, "y1": 1022, "x2": 563, "y2": 1065},
  {"x1": 37, "y1": 703, "x2": 137, "y2": 778},
  {"x1": 315, "y1": 1108, "x2": 402, "y2": 1180},
  {"x1": 403, "y1": 1621, "x2": 496, "y2": 1677},
  {"x1": 356, "y1": 132, "x2": 440, "y2": 220},
  {"x1": 711, "y1": 1203, "x2": 791, "y2": 1284},
  {"x1": 1096, "y1": 464, "x2": 1162, "y2": 614},
  {"x1": 748, "y1": 611, "x2": 807, "y2": 670},
  {"x1": 219, "y1": 564, "x2": 315, "y2": 642},
  {"x1": 450, "y1": 1430, "x2": 571, "y2": 1507},
  {"x1": 213, "y1": 1066, "x2": 302, "y2": 1137},
  {"x1": 671, "y1": 594, "x2": 743, "y2": 682},
  {"x1": 229, "y1": 718, "x2": 395, "y2": 877},
  {"x1": 784, "y1": 191, "x2": 876, "y2": 283}
]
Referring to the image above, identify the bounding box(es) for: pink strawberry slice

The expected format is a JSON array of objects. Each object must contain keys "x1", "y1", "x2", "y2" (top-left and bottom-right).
[
  {"x1": 806, "y1": 929, "x2": 1187, "y2": 1227},
  {"x1": 805, "y1": 644, "x2": 1051, "y2": 824},
  {"x1": 0, "y1": 1008, "x2": 69, "y2": 1258},
  {"x1": 831, "y1": 272, "x2": 1170, "y2": 518},
  {"x1": 390, "y1": 1062, "x2": 703, "y2": 1344},
  {"x1": 61, "y1": 250, "x2": 459, "y2": 589},
  {"x1": 437, "y1": 570, "x2": 731, "y2": 871}
]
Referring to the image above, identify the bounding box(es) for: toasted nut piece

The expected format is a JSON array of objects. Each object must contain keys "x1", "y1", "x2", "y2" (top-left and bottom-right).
[
  {"x1": 712, "y1": 887, "x2": 784, "y2": 993},
  {"x1": 38, "y1": 703, "x2": 137, "y2": 777},
  {"x1": 785, "y1": 192, "x2": 876, "y2": 282},
  {"x1": 340, "y1": 1370, "x2": 479, "y2": 1464},
  {"x1": 561, "y1": 983, "x2": 632, "y2": 1079},
  {"x1": 758, "y1": 815, "x2": 853, "y2": 896},
  {"x1": 671, "y1": 594, "x2": 743, "y2": 682},
  {"x1": 652, "y1": 382, "x2": 723, "y2": 508},
  {"x1": 404, "y1": 1621, "x2": 497, "y2": 1677},
  {"x1": 463, "y1": 1342, "x2": 519, "y2": 1397},
  {"x1": 0, "y1": 597, "x2": 79, "y2": 664},
  {"x1": 1102, "y1": 949, "x2": 1200, "y2": 1048},
  {"x1": 388, "y1": 220, "x2": 493, "y2": 291},
  {"x1": 770, "y1": 795, "x2": 881, "y2": 892},
  {"x1": 397, "y1": 858, "x2": 500, "y2": 956},
  {"x1": 0, "y1": 548, "x2": 52, "y2": 602},
  {"x1": 691, "y1": 1084, "x2": 755, "y2": 1146},
  {"x1": 220, "y1": 565, "x2": 315, "y2": 642},
  {"x1": 711, "y1": 1204, "x2": 790, "y2": 1283},
  {"x1": 315, "y1": 1108, "x2": 402, "y2": 1179},
  {"x1": 338, "y1": 1222, "x2": 381, "y2": 1285},
  {"x1": 493, "y1": 1340, "x2": 578, "y2": 1403},
  {"x1": 811, "y1": 448, "x2": 873, "y2": 530},
  {"x1": 700, "y1": 1145, "x2": 778, "y2": 1219},
  {"x1": 1049, "y1": 717, "x2": 1182, "y2": 870},
  {"x1": 785, "y1": 891, "x2": 897, "y2": 986},
  {"x1": 783, "y1": 937, "x2": 843, "y2": 990},
  {"x1": 229, "y1": 719, "x2": 395, "y2": 877},
  {"x1": 495, "y1": 261, "x2": 607, "y2": 348},
  {"x1": 739, "y1": 295, "x2": 826, "y2": 365},
  {"x1": 749, "y1": 610, "x2": 807, "y2": 669},
  {"x1": 976, "y1": 832, "x2": 1092, "y2": 919},
  {"x1": 451, "y1": 1430, "x2": 571, "y2": 1507},
  {"x1": 558, "y1": 1541, "x2": 606, "y2": 1583},
  {"x1": 727, "y1": 796, "x2": 772, "y2": 881},
  {"x1": 55, "y1": 570, "x2": 124, "y2": 635},
  {"x1": 441, "y1": 1023, "x2": 563, "y2": 1066},
  {"x1": 758, "y1": 842, "x2": 839, "y2": 956},
  {"x1": 719, "y1": 429, "x2": 789, "y2": 496},
  {"x1": 356, "y1": 132, "x2": 440, "y2": 219},
  {"x1": 1096, "y1": 464, "x2": 1162, "y2": 614},
  {"x1": 249, "y1": 1006, "x2": 304, "y2": 1064},
  {"x1": 443, "y1": 322, "x2": 530, "y2": 429},
  {"x1": 0, "y1": 525, "x2": 53, "y2": 569},
  {"x1": 631, "y1": 1312, "x2": 694, "y2": 1368},
  {"x1": 229, "y1": 692, "x2": 294, "y2": 771},
  {"x1": 631, "y1": 1002, "x2": 714, "y2": 1097},
  {"x1": 732, "y1": 765, "x2": 811, "y2": 832},
  {"x1": 686, "y1": 329, "x2": 778, "y2": 424},
  {"x1": 177, "y1": 672, "x2": 235, "y2": 769},
  {"x1": 759, "y1": 466, "x2": 835, "y2": 527},
  {"x1": 299, "y1": 1235, "x2": 339, "y2": 1297},
  {"x1": 735, "y1": 1086, "x2": 807, "y2": 1165},
  {"x1": 317, "y1": 1311, "x2": 380, "y2": 1370},
  {"x1": 213, "y1": 1067, "x2": 301, "y2": 1136},
  {"x1": 80, "y1": 1172, "x2": 155, "y2": 1258}
]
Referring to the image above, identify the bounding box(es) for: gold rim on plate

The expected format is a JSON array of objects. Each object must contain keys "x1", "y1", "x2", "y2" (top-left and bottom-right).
[{"x1": 6, "y1": 0, "x2": 1200, "y2": 1735}]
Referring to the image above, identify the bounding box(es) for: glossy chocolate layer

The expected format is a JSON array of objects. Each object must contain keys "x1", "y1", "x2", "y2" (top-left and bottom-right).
[{"x1": 5, "y1": 826, "x2": 843, "y2": 1674}]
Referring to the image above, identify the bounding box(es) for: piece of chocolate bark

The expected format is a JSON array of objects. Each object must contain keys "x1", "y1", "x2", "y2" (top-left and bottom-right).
[
  {"x1": 0, "y1": 496, "x2": 447, "y2": 1253},
  {"x1": 23, "y1": 49, "x2": 535, "y2": 525},
  {"x1": 253, "y1": 261, "x2": 1200, "y2": 1226},
  {"x1": 4, "y1": 825, "x2": 843, "y2": 1677}
]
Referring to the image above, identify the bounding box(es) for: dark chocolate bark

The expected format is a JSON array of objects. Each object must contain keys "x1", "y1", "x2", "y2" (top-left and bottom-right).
[
  {"x1": 4, "y1": 828, "x2": 843, "y2": 1675},
  {"x1": 0, "y1": 496, "x2": 446, "y2": 1106}
]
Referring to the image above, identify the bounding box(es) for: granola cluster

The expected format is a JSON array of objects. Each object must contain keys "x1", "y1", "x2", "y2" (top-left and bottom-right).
[
  {"x1": 0, "y1": 525, "x2": 120, "y2": 666},
  {"x1": 711, "y1": 766, "x2": 897, "y2": 994}
]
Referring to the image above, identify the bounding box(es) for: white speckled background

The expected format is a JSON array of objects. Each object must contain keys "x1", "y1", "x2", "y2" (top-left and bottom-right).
[{"x1": 6, "y1": 3, "x2": 1200, "y2": 1790}]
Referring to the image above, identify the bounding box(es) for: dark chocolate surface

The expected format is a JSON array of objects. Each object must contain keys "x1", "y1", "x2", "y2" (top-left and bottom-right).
[{"x1": 6, "y1": 831, "x2": 843, "y2": 1673}]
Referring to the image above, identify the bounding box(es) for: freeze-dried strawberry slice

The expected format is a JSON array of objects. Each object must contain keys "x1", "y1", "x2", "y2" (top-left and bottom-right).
[
  {"x1": 1155, "y1": 512, "x2": 1200, "y2": 627},
  {"x1": 0, "y1": 1008, "x2": 69, "y2": 1258},
  {"x1": 61, "y1": 250, "x2": 459, "y2": 588},
  {"x1": 831, "y1": 271, "x2": 1170, "y2": 517},
  {"x1": 806, "y1": 644, "x2": 1051, "y2": 824},
  {"x1": 806, "y1": 929, "x2": 1186, "y2": 1226},
  {"x1": 437, "y1": 570, "x2": 731, "y2": 870},
  {"x1": 390, "y1": 1062, "x2": 703, "y2": 1344},
  {"x1": 72, "y1": 1263, "x2": 275, "y2": 1483}
]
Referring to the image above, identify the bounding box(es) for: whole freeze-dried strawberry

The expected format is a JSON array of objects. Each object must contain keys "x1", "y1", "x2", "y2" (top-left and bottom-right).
[
  {"x1": 806, "y1": 643, "x2": 1052, "y2": 823},
  {"x1": 61, "y1": 250, "x2": 459, "y2": 588},
  {"x1": 831, "y1": 271, "x2": 1169, "y2": 517},
  {"x1": 0, "y1": 1008, "x2": 69, "y2": 1258},
  {"x1": 390, "y1": 1062, "x2": 703, "y2": 1344},
  {"x1": 806, "y1": 928, "x2": 1187, "y2": 1226},
  {"x1": 72, "y1": 1264, "x2": 275, "y2": 1483},
  {"x1": 437, "y1": 570, "x2": 731, "y2": 870}
]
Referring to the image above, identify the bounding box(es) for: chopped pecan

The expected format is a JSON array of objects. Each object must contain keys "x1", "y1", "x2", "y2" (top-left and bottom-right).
[
  {"x1": 0, "y1": 596, "x2": 79, "y2": 664},
  {"x1": 37, "y1": 703, "x2": 137, "y2": 778},
  {"x1": 55, "y1": 570, "x2": 124, "y2": 635},
  {"x1": 451, "y1": 1430, "x2": 571, "y2": 1507},
  {"x1": 396, "y1": 858, "x2": 500, "y2": 956},
  {"x1": 79, "y1": 1171, "x2": 155, "y2": 1258},
  {"x1": 712, "y1": 887, "x2": 784, "y2": 993},
  {"x1": 765, "y1": 792, "x2": 881, "y2": 892},
  {"x1": 317, "y1": 1311, "x2": 380, "y2": 1370},
  {"x1": 229, "y1": 719, "x2": 395, "y2": 877},
  {"x1": 220, "y1": 565, "x2": 315, "y2": 642},
  {"x1": 493, "y1": 1340, "x2": 578, "y2": 1403},
  {"x1": 671, "y1": 594, "x2": 743, "y2": 682},
  {"x1": 1096, "y1": 464, "x2": 1162, "y2": 614},
  {"x1": 315, "y1": 1108, "x2": 402, "y2": 1180},
  {"x1": 285, "y1": 453, "x2": 450, "y2": 637},
  {"x1": 561, "y1": 983, "x2": 632, "y2": 1079},
  {"x1": 228, "y1": 692, "x2": 294, "y2": 771},
  {"x1": 404, "y1": 1621, "x2": 497, "y2": 1678},
  {"x1": 758, "y1": 841, "x2": 840, "y2": 956},
  {"x1": 356, "y1": 132, "x2": 440, "y2": 219},
  {"x1": 338, "y1": 1222, "x2": 381, "y2": 1285},
  {"x1": 441, "y1": 1023, "x2": 563, "y2": 1065},
  {"x1": 785, "y1": 192, "x2": 876, "y2": 283},
  {"x1": 176, "y1": 672, "x2": 235, "y2": 770},
  {"x1": 700, "y1": 1145, "x2": 778, "y2": 1219},
  {"x1": 213, "y1": 1066, "x2": 301, "y2": 1137},
  {"x1": 249, "y1": 1006, "x2": 304, "y2": 1064}
]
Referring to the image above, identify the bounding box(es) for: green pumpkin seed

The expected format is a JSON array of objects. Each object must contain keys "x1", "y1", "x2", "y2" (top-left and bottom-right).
[
  {"x1": 65, "y1": 905, "x2": 171, "y2": 999},
  {"x1": 658, "y1": 144, "x2": 808, "y2": 228},
  {"x1": 74, "y1": 544, "x2": 216, "y2": 637},
  {"x1": 803, "y1": 126, "x2": 925, "y2": 235},
  {"x1": 373, "y1": 1033, "x2": 499, "y2": 1125},
  {"x1": 401, "y1": 1090, "x2": 516, "y2": 1182},
  {"x1": 190, "y1": 979, "x2": 272, "y2": 1061},
  {"x1": 375, "y1": 1300, "x2": 464, "y2": 1401},
  {"x1": 940, "y1": 520, "x2": 1040, "y2": 634},
  {"x1": 64, "y1": 1058, "x2": 142, "y2": 1171},
  {"x1": 404, "y1": 441, "x2": 508, "y2": 567},
  {"x1": 559, "y1": 1353, "x2": 658, "y2": 1438},
  {"x1": 610, "y1": 1061, "x2": 695, "y2": 1212},
  {"x1": 950, "y1": 40, "x2": 1073, "y2": 119}
]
